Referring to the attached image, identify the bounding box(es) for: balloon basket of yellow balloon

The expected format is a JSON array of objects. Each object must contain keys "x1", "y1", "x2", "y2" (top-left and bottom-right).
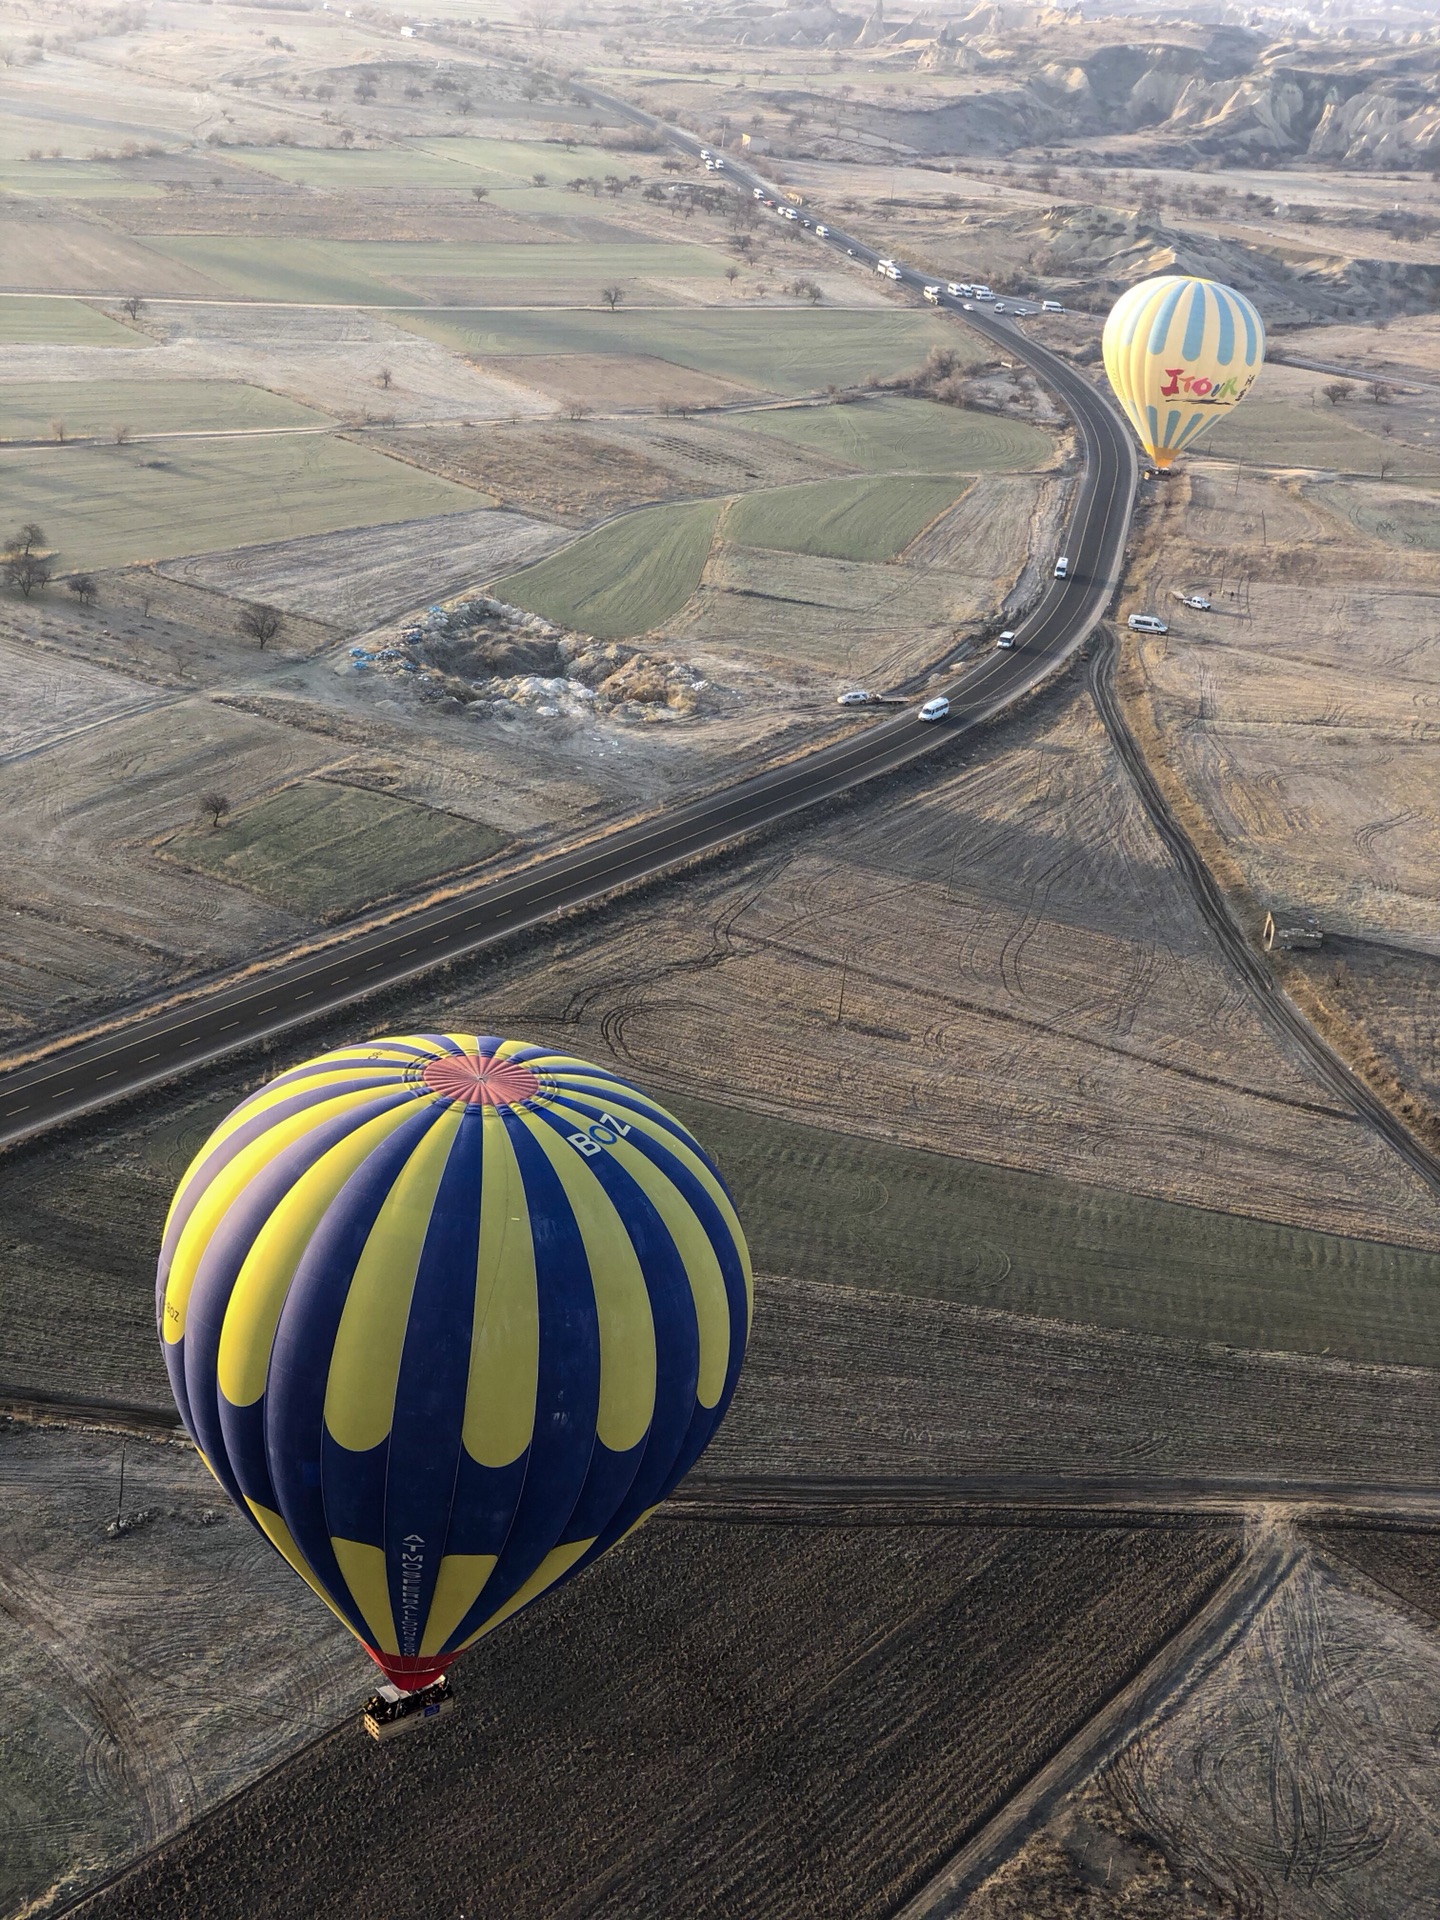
[{"x1": 362, "y1": 1674, "x2": 457, "y2": 1742}]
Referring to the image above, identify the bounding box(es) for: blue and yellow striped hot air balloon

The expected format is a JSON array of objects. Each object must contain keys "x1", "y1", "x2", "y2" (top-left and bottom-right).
[
  {"x1": 157, "y1": 1034, "x2": 752, "y2": 1693},
  {"x1": 1102, "y1": 275, "x2": 1265, "y2": 470}
]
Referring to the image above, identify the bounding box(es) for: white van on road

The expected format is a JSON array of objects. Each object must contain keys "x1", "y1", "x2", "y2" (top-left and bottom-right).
[
  {"x1": 918, "y1": 696, "x2": 951, "y2": 722},
  {"x1": 1128, "y1": 613, "x2": 1169, "y2": 634}
]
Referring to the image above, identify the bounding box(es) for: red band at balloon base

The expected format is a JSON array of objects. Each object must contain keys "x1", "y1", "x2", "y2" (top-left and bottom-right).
[{"x1": 367, "y1": 1647, "x2": 459, "y2": 1693}]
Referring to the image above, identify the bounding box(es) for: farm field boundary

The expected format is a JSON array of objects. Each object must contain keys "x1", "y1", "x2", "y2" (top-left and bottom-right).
[
  {"x1": 671, "y1": 1476, "x2": 1440, "y2": 1522},
  {"x1": 897, "y1": 1527, "x2": 1298, "y2": 1917},
  {"x1": 670, "y1": 1091, "x2": 1440, "y2": 1364},
  {"x1": 494, "y1": 496, "x2": 722, "y2": 637},
  {"x1": 1089, "y1": 629, "x2": 1440, "y2": 1205}
]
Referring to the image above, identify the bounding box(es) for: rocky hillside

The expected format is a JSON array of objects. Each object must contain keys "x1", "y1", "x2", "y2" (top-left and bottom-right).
[
  {"x1": 669, "y1": 4, "x2": 1440, "y2": 171},
  {"x1": 1022, "y1": 203, "x2": 1440, "y2": 324}
]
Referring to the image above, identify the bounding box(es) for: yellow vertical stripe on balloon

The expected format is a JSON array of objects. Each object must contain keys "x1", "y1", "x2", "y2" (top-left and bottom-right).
[
  {"x1": 217, "y1": 1101, "x2": 425, "y2": 1407},
  {"x1": 442, "y1": 1031, "x2": 480, "y2": 1057},
  {"x1": 512, "y1": 1109, "x2": 656, "y2": 1455},
  {"x1": 330, "y1": 1537, "x2": 400, "y2": 1655},
  {"x1": 322, "y1": 1103, "x2": 465, "y2": 1453},
  {"x1": 570, "y1": 1092, "x2": 755, "y2": 1330},
  {"x1": 170, "y1": 1047, "x2": 422, "y2": 1190},
  {"x1": 246, "y1": 1498, "x2": 360, "y2": 1634},
  {"x1": 419, "y1": 1552, "x2": 499, "y2": 1657},
  {"x1": 455, "y1": 1537, "x2": 596, "y2": 1650},
  {"x1": 462, "y1": 1106, "x2": 539, "y2": 1469},
  {"x1": 163, "y1": 1084, "x2": 410, "y2": 1345},
  {"x1": 598, "y1": 1133, "x2": 729, "y2": 1408}
]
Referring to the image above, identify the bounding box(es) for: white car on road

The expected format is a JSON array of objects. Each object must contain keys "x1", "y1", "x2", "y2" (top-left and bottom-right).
[
  {"x1": 996, "y1": 631, "x2": 1017, "y2": 649},
  {"x1": 1054, "y1": 556, "x2": 1070, "y2": 579},
  {"x1": 918, "y1": 696, "x2": 951, "y2": 722}
]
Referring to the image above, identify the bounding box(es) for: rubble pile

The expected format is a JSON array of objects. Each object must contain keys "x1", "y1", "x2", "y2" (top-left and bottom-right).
[{"x1": 347, "y1": 596, "x2": 713, "y2": 724}]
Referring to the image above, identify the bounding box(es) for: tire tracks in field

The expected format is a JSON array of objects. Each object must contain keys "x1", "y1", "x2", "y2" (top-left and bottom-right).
[
  {"x1": 892, "y1": 1527, "x2": 1301, "y2": 1918},
  {"x1": 0, "y1": 1556, "x2": 197, "y2": 1850},
  {"x1": 668, "y1": 1476, "x2": 1440, "y2": 1524},
  {"x1": 1088, "y1": 628, "x2": 1440, "y2": 1203}
]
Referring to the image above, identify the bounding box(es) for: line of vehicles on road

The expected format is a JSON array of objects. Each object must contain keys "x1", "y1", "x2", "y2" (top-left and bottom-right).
[
  {"x1": 707, "y1": 152, "x2": 1069, "y2": 316},
  {"x1": 836, "y1": 582, "x2": 1215, "y2": 720}
]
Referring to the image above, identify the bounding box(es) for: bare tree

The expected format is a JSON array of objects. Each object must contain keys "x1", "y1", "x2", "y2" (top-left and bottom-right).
[
  {"x1": 67, "y1": 572, "x2": 98, "y2": 607},
  {"x1": 1367, "y1": 379, "x2": 1394, "y2": 404},
  {"x1": 532, "y1": 172, "x2": 548, "y2": 188},
  {"x1": 1378, "y1": 455, "x2": 1395, "y2": 480},
  {"x1": 114, "y1": 422, "x2": 132, "y2": 445},
  {"x1": 238, "y1": 603, "x2": 283, "y2": 649},
  {"x1": 5, "y1": 549, "x2": 52, "y2": 597},
  {"x1": 376, "y1": 366, "x2": 394, "y2": 389},
  {"x1": 725, "y1": 264, "x2": 740, "y2": 286},
  {"x1": 471, "y1": 184, "x2": 488, "y2": 201},
  {"x1": 1322, "y1": 380, "x2": 1354, "y2": 406},
  {"x1": 121, "y1": 295, "x2": 144, "y2": 321},
  {"x1": 199, "y1": 790, "x2": 231, "y2": 829},
  {"x1": 600, "y1": 285, "x2": 624, "y2": 312},
  {"x1": 13, "y1": 522, "x2": 45, "y2": 556},
  {"x1": 50, "y1": 417, "x2": 66, "y2": 443}
]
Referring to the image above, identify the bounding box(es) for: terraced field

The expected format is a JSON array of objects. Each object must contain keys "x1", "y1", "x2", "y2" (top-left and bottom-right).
[
  {"x1": 495, "y1": 497, "x2": 722, "y2": 637},
  {"x1": 725, "y1": 474, "x2": 967, "y2": 562}
]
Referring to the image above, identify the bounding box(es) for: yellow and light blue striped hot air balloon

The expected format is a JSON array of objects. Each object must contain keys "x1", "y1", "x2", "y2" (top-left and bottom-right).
[
  {"x1": 157, "y1": 1034, "x2": 752, "y2": 1693},
  {"x1": 1102, "y1": 275, "x2": 1265, "y2": 470}
]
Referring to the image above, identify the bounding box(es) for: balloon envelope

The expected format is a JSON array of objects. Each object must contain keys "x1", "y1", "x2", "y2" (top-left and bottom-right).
[
  {"x1": 1102, "y1": 275, "x2": 1265, "y2": 469},
  {"x1": 157, "y1": 1034, "x2": 752, "y2": 1689}
]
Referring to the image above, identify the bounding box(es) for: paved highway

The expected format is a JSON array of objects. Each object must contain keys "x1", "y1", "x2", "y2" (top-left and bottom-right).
[{"x1": 0, "y1": 124, "x2": 1138, "y2": 1151}]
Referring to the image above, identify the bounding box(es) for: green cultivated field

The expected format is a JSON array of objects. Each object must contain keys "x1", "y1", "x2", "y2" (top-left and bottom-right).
[
  {"x1": 726, "y1": 475, "x2": 966, "y2": 562},
  {"x1": 0, "y1": 379, "x2": 328, "y2": 441},
  {"x1": 0, "y1": 161, "x2": 161, "y2": 198},
  {"x1": 165, "y1": 782, "x2": 508, "y2": 918},
  {"x1": 0, "y1": 435, "x2": 477, "y2": 569},
  {"x1": 496, "y1": 498, "x2": 720, "y2": 638},
  {"x1": 1202, "y1": 397, "x2": 1440, "y2": 479},
  {"x1": 397, "y1": 307, "x2": 970, "y2": 395},
  {"x1": 144, "y1": 237, "x2": 728, "y2": 305},
  {"x1": 437, "y1": 137, "x2": 635, "y2": 182},
  {"x1": 0, "y1": 297, "x2": 140, "y2": 346},
  {"x1": 738, "y1": 395, "x2": 1052, "y2": 474},
  {"x1": 674, "y1": 1094, "x2": 1440, "y2": 1365},
  {"x1": 234, "y1": 139, "x2": 624, "y2": 191}
]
